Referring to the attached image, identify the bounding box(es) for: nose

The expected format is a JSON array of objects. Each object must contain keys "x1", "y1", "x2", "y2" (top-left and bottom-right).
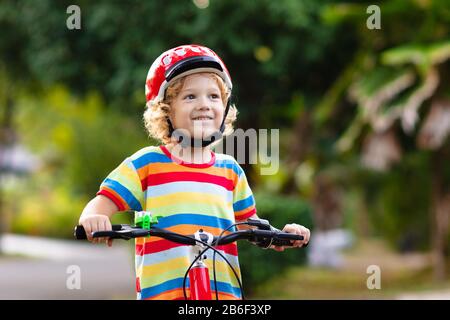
[{"x1": 196, "y1": 95, "x2": 211, "y2": 110}]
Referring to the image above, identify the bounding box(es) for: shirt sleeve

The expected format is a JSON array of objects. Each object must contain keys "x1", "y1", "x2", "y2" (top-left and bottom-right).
[
  {"x1": 96, "y1": 157, "x2": 144, "y2": 211},
  {"x1": 233, "y1": 164, "x2": 257, "y2": 221}
]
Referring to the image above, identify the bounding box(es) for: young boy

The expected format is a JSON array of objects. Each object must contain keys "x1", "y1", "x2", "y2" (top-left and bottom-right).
[{"x1": 78, "y1": 44, "x2": 310, "y2": 300}]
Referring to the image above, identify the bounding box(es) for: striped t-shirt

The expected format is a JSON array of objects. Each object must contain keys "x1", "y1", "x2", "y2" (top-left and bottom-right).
[{"x1": 97, "y1": 145, "x2": 256, "y2": 300}]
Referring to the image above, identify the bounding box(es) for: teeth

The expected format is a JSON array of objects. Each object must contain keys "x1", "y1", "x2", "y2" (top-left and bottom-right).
[{"x1": 193, "y1": 117, "x2": 212, "y2": 120}]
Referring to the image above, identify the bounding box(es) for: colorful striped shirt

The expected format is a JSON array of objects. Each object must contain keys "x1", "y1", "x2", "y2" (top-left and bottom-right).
[{"x1": 97, "y1": 145, "x2": 256, "y2": 300}]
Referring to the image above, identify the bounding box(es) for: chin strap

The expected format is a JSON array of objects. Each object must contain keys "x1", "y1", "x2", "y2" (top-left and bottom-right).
[{"x1": 168, "y1": 98, "x2": 232, "y2": 148}]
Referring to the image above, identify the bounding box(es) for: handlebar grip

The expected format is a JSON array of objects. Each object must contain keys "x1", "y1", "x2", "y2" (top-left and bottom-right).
[
  {"x1": 74, "y1": 225, "x2": 123, "y2": 240},
  {"x1": 271, "y1": 238, "x2": 302, "y2": 247},
  {"x1": 74, "y1": 225, "x2": 88, "y2": 240},
  {"x1": 271, "y1": 238, "x2": 294, "y2": 247},
  {"x1": 271, "y1": 234, "x2": 304, "y2": 247}
]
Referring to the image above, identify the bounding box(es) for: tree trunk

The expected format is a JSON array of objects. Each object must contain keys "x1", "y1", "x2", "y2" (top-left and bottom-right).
[
  {"x1": 311, "y1": 173, "x2": 343, "y2": 231},
  {"x1": 0, "y1": 94, "x2": 15, "y2": 251},
  {"x1": 280, "y1": 110, "x2": 312, "y2": 194},
  {"x1": 430, "y1": 148, "x2": 450, "y2": 281}
]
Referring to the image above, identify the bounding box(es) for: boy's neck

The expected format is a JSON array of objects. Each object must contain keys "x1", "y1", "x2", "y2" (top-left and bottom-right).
[{"x1": 165, "y1": 143, "x2": 213, "y2": 164}]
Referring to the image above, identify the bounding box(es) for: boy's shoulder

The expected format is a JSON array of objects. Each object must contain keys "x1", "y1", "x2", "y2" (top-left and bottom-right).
[
  {"x1": 214, "y1": 152, "x2": 244, "y2": 175},
  {"x1": 214, "y1": 152, "x2": 236, "y2": 162},
  {"x1": 126, "y1": 145, "x2": 165, "y2": 162}
]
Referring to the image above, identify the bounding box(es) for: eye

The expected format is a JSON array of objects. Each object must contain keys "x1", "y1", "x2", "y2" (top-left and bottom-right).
[
  {"x1": 210, "y1": 93, "x2": 220, "y2": 99},
  {"x1": 184, "y1": 94, "x2": 195, "y2": 100}
]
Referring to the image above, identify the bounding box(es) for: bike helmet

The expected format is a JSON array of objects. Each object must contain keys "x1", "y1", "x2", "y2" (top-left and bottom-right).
[
  {"x1": 145, "y1": 44, "x2": 232, "y2": 104},
  {"x1": 145, "y1": 45, "x2": 233, "y2": 147}
]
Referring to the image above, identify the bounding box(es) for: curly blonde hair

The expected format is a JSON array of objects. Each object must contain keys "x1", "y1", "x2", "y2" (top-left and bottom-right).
[{"x1": 143, "y1": 72, "x2": 238, "y2": 145}]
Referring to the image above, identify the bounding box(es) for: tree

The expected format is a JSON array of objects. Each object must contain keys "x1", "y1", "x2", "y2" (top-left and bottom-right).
[
  {"x1": 280, "y1": 0, "x2": 450, "y2": 278},
  {"x1": 338, "y1": 41, "x2": 450, "y2": 280}
]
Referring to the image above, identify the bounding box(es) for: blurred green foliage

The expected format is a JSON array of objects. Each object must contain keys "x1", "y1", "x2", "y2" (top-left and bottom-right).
[
  {"x1": 6, "y1": 85, "x2": 149, "y2": 237},
  {"x1": 0, "y1": 0, "x2": 348, "y2": 123},
  {"x1": 356, "y1": 153, "x2": 433, "y2": 251},
  {"x1": 324, "y1": 1, "x2": 450, "y2": 255}
]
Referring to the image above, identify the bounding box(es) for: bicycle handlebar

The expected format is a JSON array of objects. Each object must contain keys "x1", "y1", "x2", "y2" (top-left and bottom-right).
[{"x1": 74, "y1": 224, "x2": 304, "y2": 247}]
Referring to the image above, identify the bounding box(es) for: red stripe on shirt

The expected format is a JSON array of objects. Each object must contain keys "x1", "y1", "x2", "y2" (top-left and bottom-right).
[
  {"x1": 97, "y1": 189, "x2": 126, "y2": 211},
  {"x1": 136, "y1": 239, "x2": 238, "y2": 256},
  {"x1": 235, "y1": 207, "x2": 257, "y2": 221},
  {"x1": 141, "y1": 172, "x2": 235, "y2": 191}
]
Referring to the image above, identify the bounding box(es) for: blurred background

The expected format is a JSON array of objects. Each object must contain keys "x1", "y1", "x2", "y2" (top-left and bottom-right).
[{"x1": 1, "y1": 0, "x2": 450, "y2": 299}]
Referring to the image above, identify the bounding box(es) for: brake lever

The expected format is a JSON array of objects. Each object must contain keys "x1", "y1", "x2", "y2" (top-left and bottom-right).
[{"x1": 246, "y1": 218, "x2": 271, "y2": 230}]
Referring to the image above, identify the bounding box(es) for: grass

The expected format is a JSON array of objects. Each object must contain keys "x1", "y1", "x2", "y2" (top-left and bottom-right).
[{"x1": 250, "y1": 238, "x2": 450, "y2": 299}]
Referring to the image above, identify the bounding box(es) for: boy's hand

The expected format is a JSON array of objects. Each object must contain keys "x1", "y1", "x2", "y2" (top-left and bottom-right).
[
  {"x1": 78, "y1": 214, "x2": 113, "y2": 247},
  {"x1": 272, "y1": 223, "x2": 310, "y2": 252}
]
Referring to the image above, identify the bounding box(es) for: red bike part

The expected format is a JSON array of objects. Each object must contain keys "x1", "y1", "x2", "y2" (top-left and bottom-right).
[{"x1": 188, "y1": 263, "x2": 211, "y2": 300}]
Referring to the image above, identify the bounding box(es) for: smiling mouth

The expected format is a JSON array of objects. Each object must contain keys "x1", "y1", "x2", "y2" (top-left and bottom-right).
[{"x1": 192, "y1": 116, "x2": 214, "y2": 120}]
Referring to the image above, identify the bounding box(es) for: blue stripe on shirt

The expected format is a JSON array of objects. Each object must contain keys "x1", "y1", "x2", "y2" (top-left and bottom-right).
[
  {"x1": 233, "y1": 195, "x2": 255, "y2": 212},
  {"x1": 102, "y1": 178, "x2": 143, "y2": 211},
  {"x1": 213, "y1": 160, "x2": 241, "y2": 176},
  {"x1": 132, "y1": 152, "x2": 172, "y2": 170},
  {"x1": 140, "y1": 277, "x2": 241, "y2": 299},
  {"x1": 155, "y1": 213, "x2": 236, "y2": 231}
]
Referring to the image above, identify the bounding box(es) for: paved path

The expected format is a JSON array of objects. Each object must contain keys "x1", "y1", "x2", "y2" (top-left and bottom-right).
[
  {"x1": 396, "y1": 290, "x2": 450, "y2": 300},
  {"x1": 0, "y1": 234, "x2": 135, "y2": 299}
]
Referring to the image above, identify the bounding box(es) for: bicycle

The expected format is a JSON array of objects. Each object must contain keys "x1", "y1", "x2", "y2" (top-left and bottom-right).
[{"x1": 74, "y1": 211, "x2": 304, "y2": 300}]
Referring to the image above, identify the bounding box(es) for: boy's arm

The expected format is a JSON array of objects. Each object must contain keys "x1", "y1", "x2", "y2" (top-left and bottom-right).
[{"x1": 79, "y1": 194, "x2": 120, "y2": 246}]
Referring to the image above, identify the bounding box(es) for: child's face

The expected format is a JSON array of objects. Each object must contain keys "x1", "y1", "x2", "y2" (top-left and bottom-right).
[{"x1": 169, "y1": 73, "x2": 225, "y2": 141}]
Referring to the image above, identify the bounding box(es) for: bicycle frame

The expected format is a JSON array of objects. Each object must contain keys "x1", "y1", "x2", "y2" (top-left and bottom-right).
[{"x1": 189, "y1": 258, "x2": 212, "y2": 300}]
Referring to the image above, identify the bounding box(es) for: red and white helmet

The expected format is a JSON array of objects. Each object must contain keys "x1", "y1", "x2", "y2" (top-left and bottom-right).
[{"x1": 145, "y1": 44, "x2": 233, "y2": 104}]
